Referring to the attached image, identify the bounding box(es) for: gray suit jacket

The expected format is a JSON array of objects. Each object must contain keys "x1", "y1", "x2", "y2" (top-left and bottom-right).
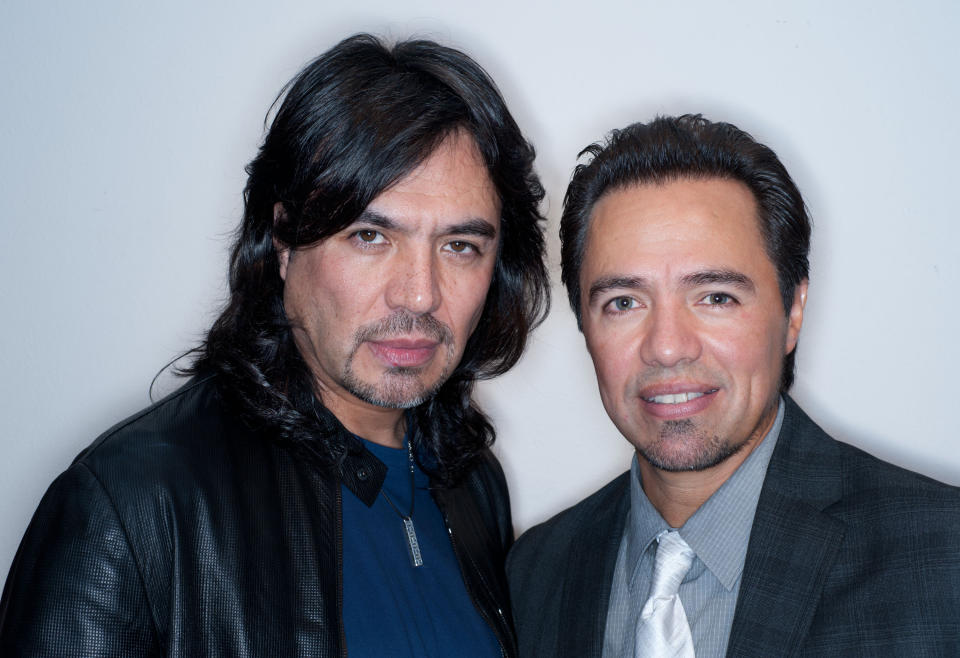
[{"x1": 507, "y1": 397, "x2": 960, "y2": 656}]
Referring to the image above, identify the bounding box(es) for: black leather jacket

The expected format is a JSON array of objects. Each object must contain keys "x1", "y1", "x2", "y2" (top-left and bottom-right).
[{"x1": 0, "y1": 375, "x2": 516, "y2": 656}]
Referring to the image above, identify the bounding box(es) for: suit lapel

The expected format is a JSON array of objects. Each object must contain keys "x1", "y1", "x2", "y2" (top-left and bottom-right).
[
  {"x1": 726, "y1": 397, "x2": 846, "y2": 657},
  {"x1": 726, "y1": 489, "x2": 844, "y2": 656},
  {"x1": 557, "y1": 478, "x2": 630, "y2": 658}
]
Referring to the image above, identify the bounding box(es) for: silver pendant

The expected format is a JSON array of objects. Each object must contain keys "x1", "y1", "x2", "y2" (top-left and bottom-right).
[{"x1": 402, "y1": 516, "x2": 423, "y2": 567}]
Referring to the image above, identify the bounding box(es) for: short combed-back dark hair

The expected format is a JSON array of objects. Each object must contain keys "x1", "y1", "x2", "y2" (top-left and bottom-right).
[
  {"x1": 560, "y1": 114, "x2": 810, "y2": 392},
  {"x1": 188, "y1": 33, "x2": 549, "y2": 485}
]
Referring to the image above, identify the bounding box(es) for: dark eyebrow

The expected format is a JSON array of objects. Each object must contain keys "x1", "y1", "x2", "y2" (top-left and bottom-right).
[
  {"x1": 353, "y1": 212, "x2": 497, "y2": 239},
  {"x1": 681, "y1": 269, "x2": 755, "y2": 292},
  {"x1": 587, "y1": 269, "x2": 755, "y2": 305},
  {"x1": 587, "y1": 276, "x2": 648, "y2": 305},
  {"x1": 354, "y1": 210, "x2": 400, "y2": 231},
  {"x1": 444, "y1": 218, "x2": 498, "y2": 239}
]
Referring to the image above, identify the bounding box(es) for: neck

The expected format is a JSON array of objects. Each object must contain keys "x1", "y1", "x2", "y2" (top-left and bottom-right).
[
  {"x1": 319, "y1": 389, "x2": 407, "y2": 448},
  {"x1": 637, "y1": 428, "x2": 776, "y2": 528},
  {"x1": 637, "y1": 456, "x2": 751, "y2": 528},
  {"x1": 638, "y1": 407, "x2": 779, "y2": 527}
]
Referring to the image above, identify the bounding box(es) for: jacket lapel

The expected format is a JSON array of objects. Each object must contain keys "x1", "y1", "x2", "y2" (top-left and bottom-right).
[
  {"x1": 726, "y1": 397, "x2": 846, "y2": 657},
  {"x1": 557, "y1": 477, "x2": 630, "y2": 658}
]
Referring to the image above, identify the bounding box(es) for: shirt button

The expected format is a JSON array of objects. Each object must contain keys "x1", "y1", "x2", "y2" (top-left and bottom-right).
[{"x1": 356, "y1": 468, "x2": 369, "y2": 481}]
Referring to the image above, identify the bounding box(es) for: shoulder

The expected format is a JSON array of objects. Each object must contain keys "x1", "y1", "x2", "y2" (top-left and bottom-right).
[
  {"x1": 0, "y1": 383, "x2": 227, "y2": 652},
  {"x1": 52, "y1": 374, "x2": 282, "y2": 556},
  {"x1": 16, "y1": 373, "x2": 234, "y2": 538},
  {"x1": 836, "y1": 439, "x2": 960, "y2": 501},
  {"x1": 78, "y1": 373, "x2": 227, "y2": 466},
  {"x1": 777, "y1": 396, "x2": 960, "y2": 517},
  {"x1": 72, "y1": 374, "x2": 266, "y2": 495},
  {"x1": 768, "y1": 399, "x2": 960, "y2": 644},
  {"x1": 828, "y1": 440, "x2": 960, "y2": 552},
  {"x1": 508, "y1": 472, "x2": 630, "y2": 575},
  {"x1": 774, "y1": 398, "x2": 960, "y2": 590}
]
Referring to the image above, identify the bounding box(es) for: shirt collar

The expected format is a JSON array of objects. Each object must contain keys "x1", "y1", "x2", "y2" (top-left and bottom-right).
[{"x1": 623, "y1": 398, "x2": 785, "y2": 591}]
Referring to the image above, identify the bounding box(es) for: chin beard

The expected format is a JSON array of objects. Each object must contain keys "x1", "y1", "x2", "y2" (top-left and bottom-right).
[
  {"x1": 341, "y1": 365, "x2": 447, "y2": 410},
  {"x1": 638, "y1": 419, "x2": 745, "y2": 472}
]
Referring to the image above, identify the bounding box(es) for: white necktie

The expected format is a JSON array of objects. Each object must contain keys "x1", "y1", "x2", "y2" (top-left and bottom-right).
[{"x1": 634, "y1": 530, "x2": 696, "y2": 658}]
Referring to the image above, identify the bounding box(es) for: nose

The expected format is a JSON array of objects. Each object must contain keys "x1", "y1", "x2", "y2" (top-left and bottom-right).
[
  {"x1": 638, "y1": 302, "x2": 702, "y2": 368},
  {"x1": 385, "y1": 247, "x2": 441, "y2": 315}
]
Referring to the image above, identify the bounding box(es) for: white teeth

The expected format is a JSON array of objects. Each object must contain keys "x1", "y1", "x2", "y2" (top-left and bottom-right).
[{"x1": 650, "y1": 392, "x2": 704, "y2": 404}]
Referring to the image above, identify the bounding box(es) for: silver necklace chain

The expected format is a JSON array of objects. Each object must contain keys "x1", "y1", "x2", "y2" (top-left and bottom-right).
[{"x1": 378, "y1": 440, "x2": 423, "y2": 567}]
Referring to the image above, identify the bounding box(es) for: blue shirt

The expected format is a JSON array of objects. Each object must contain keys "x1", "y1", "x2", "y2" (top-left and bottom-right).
[{"x1": 341, "y1": 436, "x2": 501, "y2": 657}]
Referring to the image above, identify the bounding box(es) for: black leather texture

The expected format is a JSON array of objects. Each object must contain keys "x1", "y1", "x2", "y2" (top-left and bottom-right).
[{"x1": 0, "y1": 374, "x2": 516, "y2": 656}]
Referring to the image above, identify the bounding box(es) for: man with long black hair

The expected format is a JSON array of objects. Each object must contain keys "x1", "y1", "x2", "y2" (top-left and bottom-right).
[{"x1": 0, "y1": 34, "x2": 548, "y2": 656}]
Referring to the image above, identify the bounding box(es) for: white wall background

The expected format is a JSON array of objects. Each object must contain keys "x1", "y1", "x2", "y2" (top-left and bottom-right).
[{"x1": 2, "y1": 0, "x2": 958, "y2": 582}]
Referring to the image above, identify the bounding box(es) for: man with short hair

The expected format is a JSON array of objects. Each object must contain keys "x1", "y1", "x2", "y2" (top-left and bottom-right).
[
  {"x1": 508, "y1": 115, "x2": 960, "y2": 657},
  {"x1": 0, "y1": 34, "x2": 549, "y2": 656}
]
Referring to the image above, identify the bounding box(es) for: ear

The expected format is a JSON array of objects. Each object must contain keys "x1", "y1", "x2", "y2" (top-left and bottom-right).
[
  {"x1": 272, "y1": 202, "x2": 290, "y2": 281},
  {"x1": 785, "y1": 279, "x2": 808, "y2": 355}
]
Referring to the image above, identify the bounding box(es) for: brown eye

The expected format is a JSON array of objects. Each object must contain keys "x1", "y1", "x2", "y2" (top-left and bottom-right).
[
  {"x1": 353, "y1": 229, "x2": 385, "y2": 245},
  {"x1": 443, "y1": 241, "x2": 476, "y2": 254}
]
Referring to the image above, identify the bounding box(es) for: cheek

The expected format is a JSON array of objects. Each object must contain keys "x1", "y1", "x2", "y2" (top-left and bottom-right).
[
  {"x1": 443, "y1": 265, "x2": 496, "y2": 333},
  {"x1": 584, "y1": 330, "x2": 630, "y2": 400},
  {"x1": 287, "y1": 254, "x2": 380, "y2": 328},
  {"x1": 321, "y1": 251, "x2": 371, "y2": 289},
  {"x1": 708, "y1": 312, "x2": 787, "y2": 386},
  {"x1": 329, "y1": 254, "x2": 396, "y2": 320}
]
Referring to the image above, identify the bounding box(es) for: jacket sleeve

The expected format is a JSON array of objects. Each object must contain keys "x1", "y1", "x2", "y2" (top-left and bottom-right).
[{"x1": 0, "y1": 462, "x2": 160, "y2": 656}]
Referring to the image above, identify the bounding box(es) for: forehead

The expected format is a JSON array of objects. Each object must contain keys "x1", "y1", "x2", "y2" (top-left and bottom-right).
[
  {"x1": 582, "y1": 177, "x2": 770, "y2": 278},
  {"x1": 367, "y1": 130, "x2": 500, "y2": 228}
]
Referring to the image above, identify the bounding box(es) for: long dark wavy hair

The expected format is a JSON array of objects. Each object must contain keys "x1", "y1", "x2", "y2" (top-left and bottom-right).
[
  {"x1": 560, "y1": 114, "x2": 810, "y2": 392},
  {"x1": 188, "y1": 34, "x2": 549, "y2": 486}
]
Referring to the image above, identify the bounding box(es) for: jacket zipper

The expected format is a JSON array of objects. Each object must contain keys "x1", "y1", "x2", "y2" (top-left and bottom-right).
[
  {"x1": 440, "y1": 509, "x2": 508, "y2": 658},
  {"x1": 336, "y1": 485, "x2": 347, "y2": 657}
]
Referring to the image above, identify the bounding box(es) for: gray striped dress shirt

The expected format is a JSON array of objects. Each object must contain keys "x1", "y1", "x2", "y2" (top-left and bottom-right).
[{"x1": 601, "y1": 400, "x2": 784, "y2": 658}]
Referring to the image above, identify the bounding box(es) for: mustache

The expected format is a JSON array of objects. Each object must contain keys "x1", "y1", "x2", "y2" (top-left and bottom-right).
[
  {"x1": 632, "y1": 365, "x2": 727, "y2": 391},
  {"x1": 352, "y1": 312, "x2": 454, "y2": 347}
]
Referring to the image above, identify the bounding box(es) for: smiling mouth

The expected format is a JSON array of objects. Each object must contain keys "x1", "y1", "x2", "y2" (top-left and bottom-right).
[{"x1": 642, "y1": 389, "x2": 719, "y2": 404}]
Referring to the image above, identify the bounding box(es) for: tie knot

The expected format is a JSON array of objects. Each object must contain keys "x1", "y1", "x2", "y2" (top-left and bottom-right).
[{"x1": 650, "y1": 530, "x2": 695, "y2": 597}]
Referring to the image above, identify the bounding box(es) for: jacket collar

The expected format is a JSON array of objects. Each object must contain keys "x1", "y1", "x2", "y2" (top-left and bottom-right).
[{"x1": 302, "y1": 398, "x2": 389, "y2": 507}]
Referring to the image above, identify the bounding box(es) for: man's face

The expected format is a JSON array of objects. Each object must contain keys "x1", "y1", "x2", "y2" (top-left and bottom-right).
[
  {"x1": 579, "y1": 178, "x2": 806, "y2": 472},
  {"x1": 278, "y1": 131, "x2": 501, "y2": 412}
]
